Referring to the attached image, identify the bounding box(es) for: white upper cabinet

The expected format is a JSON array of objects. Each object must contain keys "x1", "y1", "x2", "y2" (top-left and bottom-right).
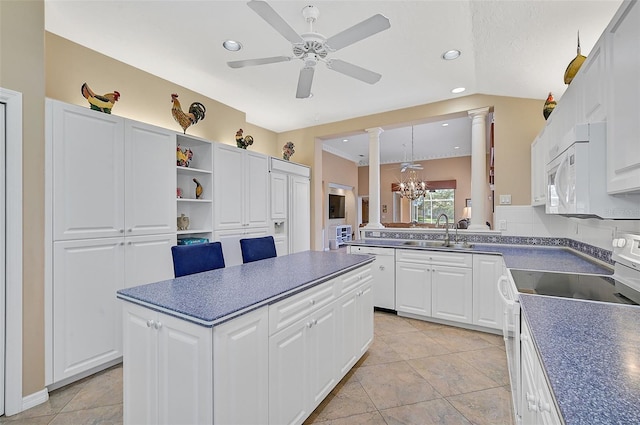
[
  {"x1": 51, "y1": 100, "x2": 125, "y2": 240},
  {"x1": 531, "y1": 131, "x2": 547, "y2": 206},
  {"x1": 577, "y1": 38, "x2": 607, "y2": 124},
  {"x1": 270, "y1": 172, "x2": 287, "y2": 220},
  {"x1": 213, "y1": 143, "x2": 269, "y2": 230},
  {"x1": 606, "y1": 0, "x2": 640, "y2": 194},
  {"x1": 50, "y1": 100, "x2": 176, "y2": 240}
]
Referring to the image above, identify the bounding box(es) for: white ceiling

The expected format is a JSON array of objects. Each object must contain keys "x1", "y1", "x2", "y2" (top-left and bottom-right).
[{"x1": 44, "y1": 0, "x2": 621, "y2": 164}]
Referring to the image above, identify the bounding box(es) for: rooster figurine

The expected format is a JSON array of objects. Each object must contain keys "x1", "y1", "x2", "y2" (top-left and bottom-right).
[
  {"x1": 193, "y1": 178, "x2": 203, "y2": 199},
  {"x1": 171, "y1": 93, "x2": 206, "y2": 134},
  {"x1": 543, "y1": 92, "x2": 556, "y2": 120},
  {"x1": 81, "y1": 82, "x2": 120, "y2": 114},
  {"x1": 235, "y1": 129, "x2": 254, "y2": 149}
]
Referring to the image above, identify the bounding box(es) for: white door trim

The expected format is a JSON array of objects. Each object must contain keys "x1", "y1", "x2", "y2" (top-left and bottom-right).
[{"x1": 1, "y1": 87, "x2": 23, "y2": 416}]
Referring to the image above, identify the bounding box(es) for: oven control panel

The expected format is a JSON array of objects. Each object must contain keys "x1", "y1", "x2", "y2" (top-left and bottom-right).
[{"x1": 612, "y1": 233, "x2": 640, "y2": 270}]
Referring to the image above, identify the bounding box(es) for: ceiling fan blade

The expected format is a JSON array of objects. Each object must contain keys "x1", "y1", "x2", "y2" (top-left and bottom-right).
[
  {"x1": 400, "y1": 165, "x2": 408, "y2": 172},
  {"x1": 325, "y1": 14, "x2": 391, "y2": 51},
  {"x1": 296, "y1": 67, "x2": 315, "y2": 99},
  {"x1": 247, "y1": 1, "x2": 304, "y2": 45},
  {"x1": 327, "y1": 59, "x2": 382, "y2": 84},
  {"x1": 227, "y1": 56, "x2": 292, "y2": 69}
]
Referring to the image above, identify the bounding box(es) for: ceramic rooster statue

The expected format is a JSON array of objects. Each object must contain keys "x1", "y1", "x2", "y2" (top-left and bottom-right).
[
  {"x1": 171, "y1": 94, "x2": 206, "y2": 134},
  {"x1": 81, "y1": 82, "x2": 120, "y2": 114},
  {"x1": 543, "y1": 92, "x2": 557, "y2": 120},
  {"x1": 564, "y1": 32, "x2": 587, "y2": 85},
  {"x1": 193, "y1": 178, "x2": 203, "y2": 199},
  {"x1": 235, "y1": 129, "x2": 254, "y2": 149}
]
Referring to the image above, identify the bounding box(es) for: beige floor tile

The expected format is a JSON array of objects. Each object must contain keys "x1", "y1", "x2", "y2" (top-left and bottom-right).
[
  {"x1": 402, "y1": 316, "x2": 446, "y2": 332},
  {"x1": 380, "y1": 398, "x2": 473, "y2": 425},
  {"x1": 305, "y1": 380, "x2": 377, "y2": 423},
  {"x1": 61, "y1": 365, "x2": 123, "y2": 413},
  {"x1": 307, "y1": 411, "x2": 388, "y2": 425},
  {"x1": 48, "y1": 404, "x2": 123, "y2": 425},
  {"x1": 447, "y1": 386, "x2": 514, "y2": 425},
  {"x1": 380, "y1": 330, "x2": 450, "y2": 360},
  {"x1": 455, "y1": 346, "x2": 510, "y2": 386},
  {"x1": 374, "y1": 312, "x2": 419, "y2": 336},
  {"x1": 408, "y1": 354, "x2": 501, "y2": 397},
  {"x1": 358, "y1": 337, "x2": 403, "y2": 366},
  {"x1": 476, "y1": 331, "x2": 505, "y2": 346},
  {"x1": 355, "y1": 361, "x2": 441, "y2": 410},
  {"x1": 0, "y1": 415, "x2": 56, "y2": 424},
  {"x1": 422, "y1": 326, "x2": 497, "y2": 352}
]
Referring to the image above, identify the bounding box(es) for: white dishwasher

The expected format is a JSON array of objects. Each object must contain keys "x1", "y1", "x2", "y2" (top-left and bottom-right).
[{"x1": 348, "y1": 246, "x2": 395, "y2": 310}]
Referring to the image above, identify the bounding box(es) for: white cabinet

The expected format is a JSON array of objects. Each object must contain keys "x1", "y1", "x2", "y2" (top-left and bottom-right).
[
  {"x1": 176, "y1": 134, "x2": 213, "y2": 240},
  {"x1": 396, "y1": 249, "x2": 473, "y2": 324},
  {"x1": 577, "y1": 38, "x2": 607, "y2": 124},
  {"x1": 290, "y1": 174, "x2": 311, "y2": 253},
  {"x1": 270, "y1": 172, "x2": 287, "y2": 220},
  {"x1": 213, "y1": 307, "x2": 269, "y2": 425},
  {"x1": 122, "y1": 302, "x2": 212, "y2": 425},
  {"x1": 531, "y1": 133, "x2": 547, "y2": 206},
  {"x1": 606, "y1": 0, "x2": 640, "y2": 194},
  {"x1": 124, "y1": 234, "x2": 176, "y2": 288},
  {"x1": 348, "y1": 246, "x2": 395, "y2": 310},
  {"x1": 331, "y1": 225, "x2": 352, "y2": 247},
  {"x1": 214, "y1": 227, "x2": 270, "y2": 267},
  {"x1": 214, "y1": 143, "x2": 269, "y2": 230},
  {"x1": 431, "y1": 265, "x2": 473, "y2": 324},
  {"x1": 472, "y1": 254, "x2": 504, "y2": 330},
  {"x1": 520, "y1": 319, "x2": 562, "y2": 425}
]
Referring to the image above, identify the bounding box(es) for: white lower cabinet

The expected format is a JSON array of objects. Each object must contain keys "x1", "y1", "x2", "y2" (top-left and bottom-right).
[
  {"x1": 520, "y1": 319, "x2": 562, "y2": 425},
  {"x1": 338, "y1": 276, "x2": 373, "y2": 375},
  {"x1": 395, "y1": 261, "x2": 432, "y2": 316},
  {"x1": 124, "y1": 234, "x2": 176, "y2": 288},
  {"x1": 472, "y1": 254, "x2": 504, "y2": 330},
  {"x1": 431, "y1": 265, "x2": 473, "y2": 324},
  {"x1": 123, "y1": 302, "x2": 212, "y2": 425},
  {"x1": 213, "y1": 307, "x2": 269, "y2": 425}
]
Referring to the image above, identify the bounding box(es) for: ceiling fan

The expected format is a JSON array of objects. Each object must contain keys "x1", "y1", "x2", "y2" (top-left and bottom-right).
[
  {"x1": 228, "y1": 0, "x2": 391, "y2": 98},
  {"x1": 400, "y1": 126, "x2": 423, "y2": 172}
]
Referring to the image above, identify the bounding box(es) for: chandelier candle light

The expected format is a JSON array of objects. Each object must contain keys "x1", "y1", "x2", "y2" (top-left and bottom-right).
[{"x1": 399, "y1": 170, "x2": 428, "y2": 200}]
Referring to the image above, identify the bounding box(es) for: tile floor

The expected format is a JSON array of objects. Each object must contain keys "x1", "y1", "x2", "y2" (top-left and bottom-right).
[{"x1": 0, "y1": 311, "x2": 514, "y2": 425}]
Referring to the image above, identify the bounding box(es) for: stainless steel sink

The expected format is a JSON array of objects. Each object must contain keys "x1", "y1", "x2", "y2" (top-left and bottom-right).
[{"x1": 402, "y1": 240, "x2": 474, "y2": 249}]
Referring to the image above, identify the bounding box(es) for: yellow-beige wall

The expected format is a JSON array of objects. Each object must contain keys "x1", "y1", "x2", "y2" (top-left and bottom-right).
[{"x1": 3, "y1": 11, "x2": 543, "y2": 398}]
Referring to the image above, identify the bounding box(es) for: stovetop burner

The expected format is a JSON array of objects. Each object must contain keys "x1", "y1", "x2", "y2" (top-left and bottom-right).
[{"x1": 509, "y1": 269, "x2": 638, "y2": 305}]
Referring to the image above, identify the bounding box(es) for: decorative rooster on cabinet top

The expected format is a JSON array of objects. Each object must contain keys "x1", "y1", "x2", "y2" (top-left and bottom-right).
[
  {"x1": 171, "y1": 93, "x2": 206, "y2": 134},
  {"x1": 81, "y1": 82, "x2": 120, "y2": 114}
]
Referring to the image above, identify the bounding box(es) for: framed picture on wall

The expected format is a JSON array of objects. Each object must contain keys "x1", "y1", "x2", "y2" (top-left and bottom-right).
[{"x1": 465, "y1": 198, "x2": 472, "y2": 207}]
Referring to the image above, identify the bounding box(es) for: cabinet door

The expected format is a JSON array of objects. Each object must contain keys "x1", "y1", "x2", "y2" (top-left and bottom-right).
[
  {"x1": 122, "y1": 302, "x2": 159, "y2": 425},
  {"x1": 606, "y1": 0, "x2": 640, "y2": 194},
  {"x1": 245, "y1": 151, "x2": 270, "y2": 228},
  {"x1": 395, "y1": 261, "x2": 431, "y2": 316},
  {"x1": 579, "y1": 39, "x2": 607, "y2": 123},
  {"x1": 53, "y1": 238, "x2": 125, "y2": 381},
  {"x1": 124, "y1": 234, "x2": 176, "y2": 288},
  {"x1": 52, "y1": 101, "x2": 125, "y2": 240},
  {"x1": 356, "y1": 280, "x2": 374, "y2": 356},
  {"x1": 431, "y1": 265, "x2": 473, "y2": 324},
  {"x1": 337, "y1": 290, "x2": 358, "y2": 376},
  {"x1": 214, "y1": 144, "x2": 244, "y2": 229},
  {"x1": 215, "y1": 227, "x2": 269, "y2": 267},
  {"x1": 270, "y1": 172, "x2": 287, "y2": 220},
  {"x1": 214, "y1": 307, "x2": 269, "y2": 425},
  {"x1": 274, "y1": 234, "x2": 288, "y2": 257},
  {"x1": 124, "y1": 120, "x2": 176, "y2": 236},
  {"x1": 308, "y1": 304, "x2": 338, "y2": 409},
  {"x1": 371, "y1": 253, "x2": 395, "y2": 309},
  {"x1": 520, "y1": 348, "x2": 539, "y2": 425},
  {"x1": 473, "y1": 255, "x2": 504, "y2": 330},
  {"x1": 157, "y1": 312, "x2": 213, "y2": 425},
  {"x1": 290, "y1": 175, "x2": 311, "y2": 253},
  {"x1": 269, "y1": 320, "x2": 309, "y2": 425}
]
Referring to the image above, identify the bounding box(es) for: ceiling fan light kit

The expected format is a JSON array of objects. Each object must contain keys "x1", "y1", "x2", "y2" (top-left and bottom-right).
[{"x1": 228, "y1": 0, "x2": 391, "y2": 98}]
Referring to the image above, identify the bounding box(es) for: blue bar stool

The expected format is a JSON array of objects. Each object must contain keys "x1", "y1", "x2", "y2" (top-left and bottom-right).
[
  {"x1": 171, "y1": 242, "x2": 226, "y2": 278},
  {"x1": 240, "y1": 236, "x2": 277, "y2": 264}
]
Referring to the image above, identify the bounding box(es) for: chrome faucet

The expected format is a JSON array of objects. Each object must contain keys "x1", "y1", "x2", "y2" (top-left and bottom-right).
[{"x1": 436, "y1": 213, "x2": 450, "y2": 246}]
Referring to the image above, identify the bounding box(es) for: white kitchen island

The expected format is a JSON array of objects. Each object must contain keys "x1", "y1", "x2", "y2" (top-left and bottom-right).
[{"x1": 116, "y1": 251, "x2": 374, "y2": 425}]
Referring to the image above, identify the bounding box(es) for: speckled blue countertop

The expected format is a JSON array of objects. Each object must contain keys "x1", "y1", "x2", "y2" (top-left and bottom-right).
[
  {"x1": 519, "y1": 295, "x2": 640, "y2": 425},
  {"x1": 348, "y1": 239, "x2": 612, "y2": 275},
  {"x1": 117, "y1": 251, "x2": 373, "y2": 327}
]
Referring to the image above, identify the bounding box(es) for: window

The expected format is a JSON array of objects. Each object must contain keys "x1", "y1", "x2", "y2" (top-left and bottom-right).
[{"x1": 411, "y1": 189, "x2": 455, "y2": 224}]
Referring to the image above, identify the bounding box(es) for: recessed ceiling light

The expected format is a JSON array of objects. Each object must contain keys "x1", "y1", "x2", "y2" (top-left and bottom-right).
[
  {"x1": 454, "y1": 146, "x2": 460, "y2": 149},
  {"x1": 342, "y1": 139, "x2": 348, "y2": 143},
  {"x1": 442, "y1": 50, "x2": 461, "y2": 60},
  {"x1": 442, "y1": 123, "x2": 449, "y2": 127},
  {"x1": 451, "y1": 87, "x2": 466, "y2": 94},
  {"x1": 223, "y1": 40, "x2": 242, "y2": 51}
]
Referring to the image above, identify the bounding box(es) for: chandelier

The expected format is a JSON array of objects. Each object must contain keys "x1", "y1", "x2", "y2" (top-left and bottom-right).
[{"x1": 398, "y1": 170, "x2": 428, "y2": 200}]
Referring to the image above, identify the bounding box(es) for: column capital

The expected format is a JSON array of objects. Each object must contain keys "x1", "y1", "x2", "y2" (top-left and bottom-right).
[
  {"x1": 365, "y1": 127, "x2": 384, "y2": 136},
  {"x1": 468, "y1": 107, "x2": 490, "y2": 119}
]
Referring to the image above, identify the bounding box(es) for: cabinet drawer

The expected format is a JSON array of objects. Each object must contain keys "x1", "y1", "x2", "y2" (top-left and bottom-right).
[
  {"x1": 269, "y1": 279, "x2": 336, "y2": 335},
  {"x1": 349, "y1": 246, "x2": 394, "y2": 256},
  {"x1": 340, "y1": 265, "x2": 373, "y2": 295},
  {"x1": 396, "y1": 249, "x2": 472, "y2": 267}
]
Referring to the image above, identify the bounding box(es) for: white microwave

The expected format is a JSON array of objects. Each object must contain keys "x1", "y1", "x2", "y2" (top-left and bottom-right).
[{"x1": 546, "y1": 122, "x2": 640, "y2": 219}]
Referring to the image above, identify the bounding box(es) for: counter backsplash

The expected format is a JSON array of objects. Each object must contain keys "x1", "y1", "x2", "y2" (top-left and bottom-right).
[{"x1": 361, "y1": 230, "x2": 614, "y2": 266}]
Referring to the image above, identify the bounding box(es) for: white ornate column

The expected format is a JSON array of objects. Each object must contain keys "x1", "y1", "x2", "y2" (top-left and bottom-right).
[
  {"x1": 467, "y1": 107, "x2": 490, "y2": 230},
  {"x1": 364, "y1": 127, "x2": 385, "y2": 229}
]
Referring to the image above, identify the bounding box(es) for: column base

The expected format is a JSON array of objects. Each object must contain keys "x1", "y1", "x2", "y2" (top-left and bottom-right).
[{"x1": 363, "y1": 223, "x2": 386, "y2": 229}]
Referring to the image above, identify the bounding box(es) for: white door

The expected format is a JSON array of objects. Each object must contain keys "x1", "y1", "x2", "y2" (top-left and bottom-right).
[
  {"x1": 270, "y1": 172, "x2": 287, "y2": 220},
  {"x1": 395, "y1": 261, "x2": 431, "y2": 316},
  {"x1": 308, "y1": 304, "x2": 338, "y2": 408},
  {"x1": 356, "y1": 281, "x2": 374, "y2": 356},
  {"x1": 53, "y1": 237, "x2": 125, "y2": 381},
  {"x1": 0, "y1": 101, "x2": 5, "y2": 414},
  {"x1": 337, "y1": 291, "x2": 358, "y2": 375},
  {"x1": 371, "y1": 253, "x2": 395, "y2": 310},
  {"x1": 214, "y1": 144, "x2": 244, "y2": 229},
  {"x1": 124, "y1": 234, "x2": 176, "y2": 287},
  {"x1": 124, "y1": 120, "x2": 176, "y2": 236},
  {"x1": 431, "y1": 265, "x2": 473, "y2": 324},
  {"x1": 245, "y1": 151, "x2": 270, "y2": 228},
  {"x1": 473, "y1": 255, "x2": 504, "y2": 330},
  {"x1": 51, "y1": 101, "x2": 125, "y2": 240},
  {"x1": 290, "y1": 175, "x2": 310, "y2": 253}
]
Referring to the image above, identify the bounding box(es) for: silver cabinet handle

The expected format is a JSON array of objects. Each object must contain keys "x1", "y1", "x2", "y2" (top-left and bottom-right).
[
  {"x1": 119, "y1": 229, "x2": 125, "y2": 233},
  {"x1": 379, "y1": 265, "x2": 385, "y2": 271},
  {"x1": 309, "y1": 299, "x2": 316, "y2": 305},
  {"x1": 154, "y1": 321, "x2": 162, "y2": 330},
  {"x1": 538, "y1": 400, "x2": 551, "y2": 413},
  {"x1": 306, "y1": 321, "x2": 313, "y2": 328},
  {"x1": 146, "y1": 319, "x2": 155, "y2": 328},
  {"x1": 128, "y1": 228, "x2": 132, "y2": 232},
  {"x1": 521, "y1": 334, "x2": 529, "y2": 342},
  {"x1": 313, "y1": 319, "x2": 318, "y2": 326}
]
